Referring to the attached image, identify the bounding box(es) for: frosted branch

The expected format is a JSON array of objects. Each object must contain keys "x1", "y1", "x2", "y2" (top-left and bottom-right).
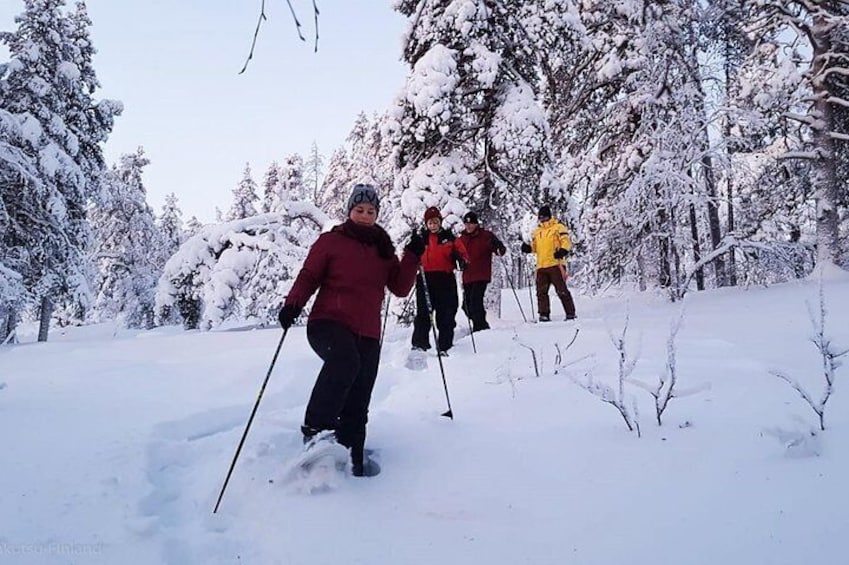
[{"x1": 770, "y1": 282, "x2": 846, "y2": 430}]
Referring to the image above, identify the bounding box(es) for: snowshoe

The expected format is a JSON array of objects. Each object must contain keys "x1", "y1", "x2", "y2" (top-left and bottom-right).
[
  {"x1": 278, "y1": 431, "x2": 349, "y2": 493},
  {"x1": 405, "y1": 347, "x2": 428, "y2": 371}
]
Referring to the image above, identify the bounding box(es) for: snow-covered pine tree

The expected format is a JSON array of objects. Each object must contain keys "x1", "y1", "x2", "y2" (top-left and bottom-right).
[
  {"x1": 388, "y1": 0, "x2": 585, "y2": 239},
  {"x1": 64, "y1": 1, "x2": 121, "y2": 197},
  {"x1": 89, "y1": 148, "x2": 166, "y2": 328},
  {"x1": 227, "y1": 163, "x2": 259, "y2": 221},
  {"x1": 0, "y1": 108, "x2": 41, "y2": 342},
  {"x1": 158, "y1": 192, "x2": 184, "y2": 260},
  {"x1": 303, "y1": 141, "x2": 325, "y2": 203},
  {"x1": 0, "y1": 261, "x2": 24, "y2": 343},
  {"x1": 318, "y1": 147, "x2": 354, "y2": 220},
  {"x1": 0, "y1": 0, "x2": 120, "y2": 340},
  {"x1": 155, "y1": 202, "x2": 331, "y2": 330},
  {"x1": 279, "y1": 153, "x2": 306, "y2": 202},
  {"x1": 184, "y1": 215, "x2": 203, "y2": 238},
  {"x1": 261, "y1": 160, "x2": 281, "y2": 213}
]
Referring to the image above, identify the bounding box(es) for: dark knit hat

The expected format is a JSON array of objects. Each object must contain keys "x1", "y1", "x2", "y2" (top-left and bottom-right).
[
  {"x1": 347, "y1": 184, "x2": 380, "y2": 214},
  {"x1": 463, "y1": 211, "x2": 479, "y2": 224},
  {"x1": 537, "y1": 205, "x2": 552, "y2": 219},
  {"x1": 424, "y1": 206, "x2": 442, "y2": 222}
]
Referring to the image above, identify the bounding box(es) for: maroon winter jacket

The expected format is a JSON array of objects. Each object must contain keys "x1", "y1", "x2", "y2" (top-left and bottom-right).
[
  {"x1": 285, "y1": 221, "x2": 419, "y2": 339},
  {"x1": 459, "y1": 227, "x2": 505, "y2": 284}
]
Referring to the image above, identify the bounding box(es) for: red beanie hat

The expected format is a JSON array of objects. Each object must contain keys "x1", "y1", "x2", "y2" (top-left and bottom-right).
[{"x1": 423, "y1": 207, "x2": 442, "y2": 222}]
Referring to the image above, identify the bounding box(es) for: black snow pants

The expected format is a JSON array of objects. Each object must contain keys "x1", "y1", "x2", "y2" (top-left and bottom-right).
[
  {"x1": 411, "y1": 271, "x2": 458, "y2": 352},
  {"x1": 304, "y1": 319, "x2": 380, "y2": 464},
  {"x1": 462, "y1": 280, "x2": 490, "y2": 332}
]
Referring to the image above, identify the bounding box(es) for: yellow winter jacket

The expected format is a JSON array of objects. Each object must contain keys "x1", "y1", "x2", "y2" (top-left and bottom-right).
[{"x1": 531, "y1": 218, "x2": 572, "y2": 269}]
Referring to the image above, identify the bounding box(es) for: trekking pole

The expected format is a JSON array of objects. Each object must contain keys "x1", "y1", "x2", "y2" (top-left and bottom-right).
[
  {"x1": 459, "y1": 277, "x2": 477, "y2": 354},
  {"x1": 498, "y1": 255, "x2": 527, "y2": 323},
  {"x1": 379, "y1": 294, "x2": 391, "y2": 351},
  {"x1": 527, "y1": 265, "x2": 537, "y2": 322},
  {"x1": 213, "y1": 329, "x2": 288, "y2": 513},
  {"x1": 418, "y1": 267, "x2": 454, "y2": 419},
  {"x1": 467, "y1": 313, "x2": 477, "y2": 353}
]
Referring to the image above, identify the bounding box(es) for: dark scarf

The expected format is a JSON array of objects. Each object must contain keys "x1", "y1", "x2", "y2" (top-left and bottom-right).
[
  {"x1": 337, "y1": 219, "x2": 396, "y2": 260},
  {"x1": 420, "y1": 227, "x2": 455, "y2": 246}
]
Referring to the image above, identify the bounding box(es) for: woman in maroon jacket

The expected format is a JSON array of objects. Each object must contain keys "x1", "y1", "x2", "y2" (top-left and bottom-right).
[
  {"x1": 458, "y1": 211, "x2": 506, "y2": 332},
  {"x1": 278, "y1": 184, "x2": 422, "y2": 476}
]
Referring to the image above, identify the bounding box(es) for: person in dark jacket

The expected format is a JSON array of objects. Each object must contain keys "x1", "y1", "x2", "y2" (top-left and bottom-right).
[
  {"x1": 458, "y1": 211, "x2": 506, "y2": 332},
  {"x1": 278, "y1": 184, "x2": 422, "y2": 476},
  {"x1": 410, "y1": 206, "x2": 470, "y2": 356}
]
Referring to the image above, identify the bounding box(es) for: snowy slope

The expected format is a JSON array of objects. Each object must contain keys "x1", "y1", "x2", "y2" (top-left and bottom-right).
[{"x1": 1, "y1": 274, "x2": 848, "y2": 565}]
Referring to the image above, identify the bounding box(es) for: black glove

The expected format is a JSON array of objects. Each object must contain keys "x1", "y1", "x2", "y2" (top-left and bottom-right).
[
  {"x1": 553, "y1": 248, "x2": 570, "y2": 260},
  {"x1": 520, "y1": 242, "x2": 532, "y2": 254},
  {"x1": 405, "y1": 231, "x2": 425, "y2": 257},
  {"x1": 278, "y1": 304, "x2": 302, "y2": 329},
  {"x1": 451, "y1": 250, "x2": 468, "y2": 271},
  {"x1": 490, "y1": 237, "x2": 507, "y2": 256}
]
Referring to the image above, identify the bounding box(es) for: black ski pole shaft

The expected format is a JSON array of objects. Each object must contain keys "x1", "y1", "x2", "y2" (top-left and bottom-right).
[
  {"x1": 459, "y1": 276, "x2": 476, "y2": 354},
  {"x1": 528, "y1": 265, "x2": 536, "y2": 321},
  {"x1": 467, "y1": 314, "x2": 476, "y2": 353},
  {"x1": 418, "y1": 267, "x2": 454, "y2": 419},
  {"x1": 213, "y1": 329, "x2": 288, "y2": 513},
  {"x1": 498, "y1": 255, "x2": 527, "y2": 323},
  {"x1": 379, "y1": 294, "x2": 390, "y2": 351}
]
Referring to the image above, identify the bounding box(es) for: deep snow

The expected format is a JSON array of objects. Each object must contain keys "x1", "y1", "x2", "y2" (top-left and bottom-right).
[{"x1": 1, "y1": 274, "x2": 848, "y2": 565}]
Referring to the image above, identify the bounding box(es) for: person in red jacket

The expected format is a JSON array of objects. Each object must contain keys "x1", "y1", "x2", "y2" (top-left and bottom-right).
[
  {"x1": 278, "y1": 184, "x2": 422, "y2": 476},
  {"x1": 458, "y1": 211, "x2": 506, "y2": 332},
  {"x1": 410, "y1": 206, "x2": 470, "y2": 356}
]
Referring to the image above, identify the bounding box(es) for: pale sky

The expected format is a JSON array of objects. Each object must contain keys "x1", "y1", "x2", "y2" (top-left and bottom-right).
[{"x1": 0, "y1": 1, "x2": 408, "y2": 222}]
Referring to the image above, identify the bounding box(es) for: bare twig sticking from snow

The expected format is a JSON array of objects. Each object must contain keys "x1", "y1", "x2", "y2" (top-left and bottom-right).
[
  {"x1": 554, "y1": 328, "x2": 580, "y2": 366},
  {"x1": 493, "y1": 346, "x2": 519, "y2": 398},
  {"x1": 553, "y1": 329, "x2": 594, "y2": 374},
  {"x1": 628, "y1": 307, "x2": 707, "y2": 426},
  {"x1": 770, "y1": 283, "x2": 847, "y2": 431},
  {"x1": 513, "y1": 331, "x2": 540, "y2": 377},
  {"x1": 572, "y1": 313, "x2": 639, "y2": 434}
]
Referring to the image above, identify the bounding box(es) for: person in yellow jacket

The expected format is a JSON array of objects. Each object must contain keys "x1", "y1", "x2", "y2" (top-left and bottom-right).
[{"x1": 520, "y1": 205, "x2": 577, "y2": 322}]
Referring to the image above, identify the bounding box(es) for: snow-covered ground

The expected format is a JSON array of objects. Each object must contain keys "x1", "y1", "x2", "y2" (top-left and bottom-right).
[{"x1": 1, "y1": 273, "x2": 848, "y2": 565}]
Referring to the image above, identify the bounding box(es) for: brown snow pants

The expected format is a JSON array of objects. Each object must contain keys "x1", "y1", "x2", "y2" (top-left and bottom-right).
[{"x1": 535, "y1": 265, "x2": 576, "y2": 318}]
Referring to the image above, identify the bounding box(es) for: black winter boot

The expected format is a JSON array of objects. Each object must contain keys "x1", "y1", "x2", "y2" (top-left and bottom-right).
[
  {"x1": 350, "y1": 445, "x2": 365, "y2": 476},
  {"x1": 301, "y1": 425, "x2": 328, "y2": 445}
]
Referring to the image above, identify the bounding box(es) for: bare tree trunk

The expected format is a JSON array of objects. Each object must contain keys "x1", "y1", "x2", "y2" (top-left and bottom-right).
[
  {"x1": 810, "y1": 16, "x2": 842, "y2": 268},
  {"x1": 0, "y1": 305, "x2": 7, "y2": 344},
  {"x1": 688, "y1": 203, "x2": 705, "y2": 291},
  {"x1": 0, "y1": 305, "x2": 12, "y2": 344},
  {"x1": 685, "y1": 31, "x2": 727, "y2": 288},
  {"x1": 702, "y1": 155, "x2": 727, "y2": 286},
  {"x1": 658, "y1": 207, "x2": 672, "y2": 288},
  {"x1": 38, "y1": 296, "x2": 52, "y2": 342},
  {"x1": 726, "y1": 168, "x2": 738, "y2": 286},
  {"x1": 722, "y1": 7, "x2": 742, "y2": 287}
]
